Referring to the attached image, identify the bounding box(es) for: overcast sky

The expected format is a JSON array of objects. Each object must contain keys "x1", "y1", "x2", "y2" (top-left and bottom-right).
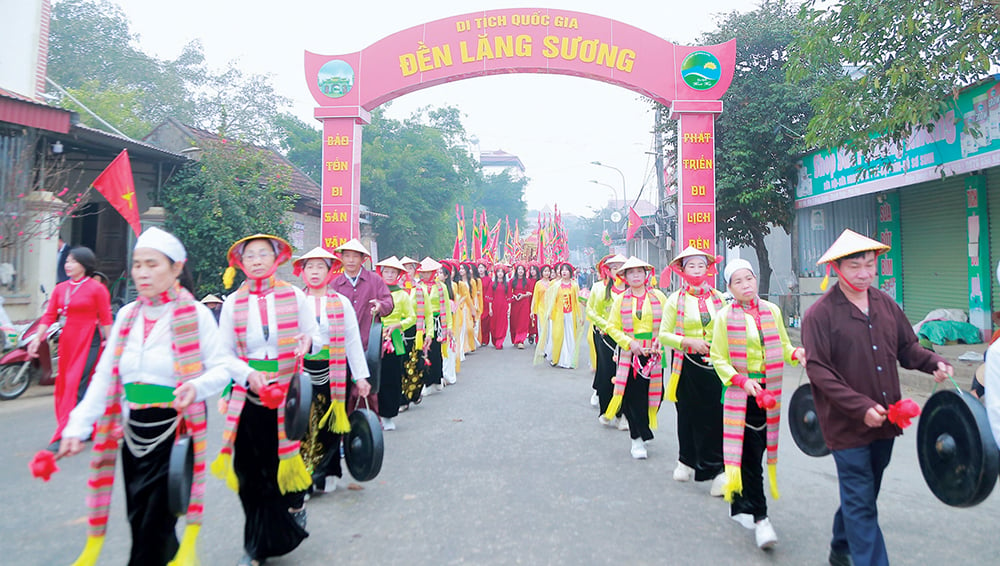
[{"x1": 105, "y1": 0, "x2": 758, "y2": 216}]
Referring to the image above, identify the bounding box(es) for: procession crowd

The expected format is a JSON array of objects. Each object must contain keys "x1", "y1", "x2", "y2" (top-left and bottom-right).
[{"x1": 29, "y1": 225, "x2": 957, "y2": 566}]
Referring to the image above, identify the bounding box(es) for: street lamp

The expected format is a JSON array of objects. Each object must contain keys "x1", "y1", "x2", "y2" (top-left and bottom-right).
[
  {"x1": 588, "y1": 180, "x2": 619, "y2": 208},
  {"x1": 591, "y1": 161, "x2": 628, "y2": 209}
]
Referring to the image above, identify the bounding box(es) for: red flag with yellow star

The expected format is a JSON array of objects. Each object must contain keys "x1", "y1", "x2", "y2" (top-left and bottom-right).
[{"x1": 92, "y1": 149, "x2": 141, "y2": 236}]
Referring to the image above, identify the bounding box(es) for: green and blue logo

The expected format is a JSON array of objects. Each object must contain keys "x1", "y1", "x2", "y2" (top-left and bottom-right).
[
  {"x1": 318, "y1": 60, "x2": 355, "y2": 99},
  {"x1": 680, "y1": 51, "x2": 721, "y2": 91}
]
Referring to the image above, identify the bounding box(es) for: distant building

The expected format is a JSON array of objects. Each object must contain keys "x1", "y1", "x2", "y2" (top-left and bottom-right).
[{"x1": 479, "y1": 149, "x2": 525, "y2": 180}]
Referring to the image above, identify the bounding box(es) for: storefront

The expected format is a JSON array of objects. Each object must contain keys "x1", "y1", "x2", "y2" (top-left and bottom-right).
[{"x1": 793, "y1": 77, "x2": 1000, "y2": 337}]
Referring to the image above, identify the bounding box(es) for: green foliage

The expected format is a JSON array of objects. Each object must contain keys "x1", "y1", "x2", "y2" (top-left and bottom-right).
[
  {"x1": 361, "y1": 107, "x2": 475, "y2": 258},
  {"x1": 49, "y1": 0, "x2": 200, "y2": 127},
  {"x1": 61, "y1": 80, "x2": 152, "y2": 139},
  {"x1": 48, "y1": 0, "x2": 288, "y2": 147},
  {"x1": 699, "y1": 0, "x2": 833, "y2": 295},
  {"x1": 468, "y1": 170, "x2": 529, "y2": 229},
  {"x1": 274, "y1": 114, "x2": 322, "y2": 184},
  {"x1": 788, "y1": 0, "x2": 1000, "y2": 169},
  {"x1": 161, "y1": 141, "x2": 295, "y2": 297}
]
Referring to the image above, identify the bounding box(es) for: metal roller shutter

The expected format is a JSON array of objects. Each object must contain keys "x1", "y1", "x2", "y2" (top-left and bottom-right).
[
  {"x1": 900, "y1": 175, "x2": 968, "y2": 324},
  {"x1": 988, "y1": 171, "x2": 1000, "y2": 318}
]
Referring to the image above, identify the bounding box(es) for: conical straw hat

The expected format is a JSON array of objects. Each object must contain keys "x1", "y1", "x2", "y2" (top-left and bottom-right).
[{"x1": 816, "y1": 229, "x2": 890, "y2": 265}]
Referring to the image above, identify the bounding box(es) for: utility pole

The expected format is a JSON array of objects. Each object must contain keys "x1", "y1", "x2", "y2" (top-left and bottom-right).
[{"x1": 653, "y1": 106, "x2": 668, "y2": 268}]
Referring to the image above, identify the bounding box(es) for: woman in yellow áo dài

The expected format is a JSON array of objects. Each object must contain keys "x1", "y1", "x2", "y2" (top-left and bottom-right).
[
  {"x1": 602, "y1": 257, "x2": 668, "y2": 459},
  {"x1": 534, "y1": 262, "x2": 580, "y2": 368},
  {"x1": 710, "y1": 258, "x2": 805, "y2": 550}
]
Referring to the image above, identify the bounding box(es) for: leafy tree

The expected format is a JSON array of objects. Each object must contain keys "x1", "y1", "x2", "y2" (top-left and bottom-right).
[
  {"x1": 192, "y1": 64, "x2": 292, "y2": 148},
  {"x1": 61, "y1": 80, "x2": 152, "y2": 139},
  {"x1": 469, "y1": 170, "x2": 529, "y2": 229},
  {"x1": 787, "y1": 0, "x2": 1000, "y2": 168},
  {"x1": 698, "y1": 0, "x2": 833, "y2": 296},
  {"x1": 361, "y1": 108, "x2": 473, "y2": 258},
  {"x1": 48, "y1": 0, "x2": 200, "y2": 127},
  {"x1": 161, "y1": 141, "x2": 295, "y2": 297},
  {"x1": 274, "y1": 114, "x2": 322, "y2": 184}
]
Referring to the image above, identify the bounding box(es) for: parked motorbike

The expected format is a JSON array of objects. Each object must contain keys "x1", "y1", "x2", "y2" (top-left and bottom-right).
[{"x1": 0, "y1": 308, "x2": 60, "y2": 401}]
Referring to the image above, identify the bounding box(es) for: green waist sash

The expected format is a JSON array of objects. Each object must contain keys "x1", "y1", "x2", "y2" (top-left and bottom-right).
[
  {"x1": 634, "y1": 331, "x2": 653, "y2": 340},
  {"x1": 248, "y1": 359, "x2": 279, "y2": 372},
  {"x1": 304, "y1": 346, "x2": 330, "y2": 361},
  {"x1": 124, "y1": 382, "x2": 176, "y2": 404}
]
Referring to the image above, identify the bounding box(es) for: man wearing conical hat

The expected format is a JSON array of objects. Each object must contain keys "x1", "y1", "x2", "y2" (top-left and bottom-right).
[
  {"x1": 802, "y1": 229, "x2": 952, "y2": 566},
  {"x1": 330, "y1": 238, "x2": 393, "y2": 413}
]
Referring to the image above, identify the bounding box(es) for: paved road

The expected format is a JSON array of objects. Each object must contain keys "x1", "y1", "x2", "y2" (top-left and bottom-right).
[{"x1": 2, "y1": 342, "x2": 997, "y2": 565}]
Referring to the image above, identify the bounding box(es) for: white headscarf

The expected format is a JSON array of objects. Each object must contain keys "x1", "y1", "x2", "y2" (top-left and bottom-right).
[
  {"x1": 723, "y1": 258, "x2": 754, "y2": 285},
  {"x1": 135, "y1": 227, "x2": 187, "y2": 263}
]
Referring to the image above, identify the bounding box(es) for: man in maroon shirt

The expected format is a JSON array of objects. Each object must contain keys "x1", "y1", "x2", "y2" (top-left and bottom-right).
[{"x1": 802, "y1": 229, "x2": 952, "y2": 566}]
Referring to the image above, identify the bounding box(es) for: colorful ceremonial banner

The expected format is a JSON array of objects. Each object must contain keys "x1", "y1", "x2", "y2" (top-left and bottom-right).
[
  {"x1": 91, "y1": 149, "x2": 141, "y2": 236},
  {"x1": 306, "y1": 9, "x2": 735, "y2": 244}
]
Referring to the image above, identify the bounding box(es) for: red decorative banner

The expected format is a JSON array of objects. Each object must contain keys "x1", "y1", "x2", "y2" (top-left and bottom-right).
[{"x1": 320, "y1": 118, "x2": 363, "y2": 250}]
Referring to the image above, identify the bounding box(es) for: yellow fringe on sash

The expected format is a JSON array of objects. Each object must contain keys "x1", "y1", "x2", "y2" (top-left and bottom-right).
[
  {"x1": 223, "y1": 266, "x2": 237, "y2": 289},
  {"x1": 665, "y1": 371, "x2": 681, "y2": 403},
  {"x1": 317, "y1": 401, "x2": 351, "y2": 434},
  {"x1": 604, "y1": 395, "x2": 623, "y2": 420},
  {"x1": 70, "y1": 535, "x2": 104, "y2": 566},
  {"x1": 768, "y1": 463, "x2": 781, "y2": 500},
  {"x1": 277, "y1": 454, "x2": 312, "y2": 494},
  {"x1": 167, "y1": 524, "x2": 201, "y2": 566},
  {"x1": 648, "y1": 406, "x2": 659, "y2": 430},
  {"x1": 210, "y1": 452, "x2": 239, "y2": 492},
  {"x1": 416, "y1": 332, "x2": 424, "y2": 350},
  {"x1": 587, "y1": 325, "x2": 596, "y2": 369},
  {"x1": 721, "y1": 464, "x2": 743, "y2": 503}
]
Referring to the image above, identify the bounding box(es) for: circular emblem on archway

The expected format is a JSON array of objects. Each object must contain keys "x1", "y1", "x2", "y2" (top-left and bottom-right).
[
  {"x1": 680, "y1": 51, "x2": 721, "y2": 91},
  {"x1": 318, "y1": 60, "x2": 355, "y2": 99}
]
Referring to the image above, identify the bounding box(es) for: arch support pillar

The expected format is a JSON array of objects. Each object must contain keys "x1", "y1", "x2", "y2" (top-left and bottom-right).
[
  {"x1": 671, "y1": 100, "x2": 722, "y2": 256},
  {"x1": 317, "y1": 106, "x2": 370, "y2": 250}
]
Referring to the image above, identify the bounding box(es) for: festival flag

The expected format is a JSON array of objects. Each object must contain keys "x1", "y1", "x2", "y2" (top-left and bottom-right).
[
  {"x1": 91, "y1": 149, "x2": 141, "y2": 236},
  {"x1": 626, "y1": 206, "x2": 643, "y2": 242},
  {"x1": 460, "y1": 205, "x2": 468, "y2": 260},
  {"x1": 453, "y1": 203, "x2": 463, "y2": 259}
]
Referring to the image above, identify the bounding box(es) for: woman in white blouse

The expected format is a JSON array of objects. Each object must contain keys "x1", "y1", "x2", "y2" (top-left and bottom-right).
[{"x1": 58, "y1": 227, "x2": 233, "y2": 566}]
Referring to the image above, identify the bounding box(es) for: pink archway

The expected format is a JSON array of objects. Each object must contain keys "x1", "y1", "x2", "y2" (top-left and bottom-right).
[{"x1": 304, "y1": 8, "x2": 734, "y2": 255}]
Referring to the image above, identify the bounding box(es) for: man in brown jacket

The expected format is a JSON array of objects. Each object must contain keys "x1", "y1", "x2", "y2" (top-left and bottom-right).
[{"x1": 802, "y1": 229, "x2": 952, "y2": 566}]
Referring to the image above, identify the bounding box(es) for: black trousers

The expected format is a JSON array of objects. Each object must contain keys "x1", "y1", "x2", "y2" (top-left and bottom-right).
[
  {"x1": 675, "y1": 355, "x2": 724, "y2": 481},
  {"x1": 379, "y1": 347, "x2": 404, "y2": 419},
  {"x1": 592, "y1": 328, "x2": 618, "y2": 414},
  {"x1": 77, "y1": 330, "x2": 102, "y2": 404},
  {"x1": 422, "y1": 315, "x2": 444, "y2": 387},
  {"x1": 622, "y1": 360, "x2": 654, "y2": 441},
  {"x1": 121, "y1": 407, "x2": 179, "y2": 566},
  {"x1": 731, "y1": 401, "x2": 768, "y2": 522},
  {"x1": 234, "y1": 401, "x2": 308, "y2": 560}
]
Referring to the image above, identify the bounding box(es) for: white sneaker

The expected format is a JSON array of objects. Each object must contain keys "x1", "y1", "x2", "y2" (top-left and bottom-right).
[
  {"x1": 630, "y1": 438, "x2": 647, "y2": 459},
  {"x1": 755, "y1": 518, "x2": 777, "y2": 549},
  {"x1": 731, "y1": 513, "x2": 755, "y2": 530},
  {"x1": 598, "y1": 414, "x2": 614, "y2": 427},
  {"x1": 382, "y1": 417, "x2": 396, "y2": 431},
  {"x1": 434, "y1": 382, "x2": 445, "y2": 391},
  {"x1": 615, "y1": 417, "x2": 630, "y2": 431},
  {"x1": 590, "y1": 392, "x2": 599, "y2": 407},
  {"x1": 710, "y1": 472, "x2": 726, "y2": 496},
  {"x1": 673, "y1": 461, "x2": 694, "y2": 482},
  {"x1": 321, "y1": 476, "x2": 338, "y2": 494},
  {"x1": 421, "y1": 385, "x2": 435, "y2": 397}
]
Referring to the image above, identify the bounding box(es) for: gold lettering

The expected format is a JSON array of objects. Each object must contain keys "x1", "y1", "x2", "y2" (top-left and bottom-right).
[
  {"x1": 686, "y1": 212, "x2": 712, "y2": 223},
  {"x1": 330, "y1": 186, "x2": 343, "y2": 197},
  {"x1": 326, "y1": 160, "x2": 349, "y2": 171},
  {"x1": 690, "y1": 185, "x2": 706, "y2": 196}
]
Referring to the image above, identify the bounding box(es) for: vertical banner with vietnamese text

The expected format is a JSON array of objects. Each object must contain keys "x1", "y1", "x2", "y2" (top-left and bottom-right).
[
  {"x1": 676, "y1": 113, "x2": 716, "y2": 255},
  {"x1": 966, "y1": 176, "x2": 990, "y2": 338},
  {"x1": 876, "y1": 192, "x2": 902, "y2": 304},
  {"x1": 321, "y1": 117, "x2": 363, "y2": 250}
]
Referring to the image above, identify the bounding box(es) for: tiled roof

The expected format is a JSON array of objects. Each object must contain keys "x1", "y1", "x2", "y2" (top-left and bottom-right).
[
  {"x1": 0, "y1": 86, "x2": 75, "y2": 133},
  {"x1": 170, "y1": 121, "x2": 320, "y2": 203}
]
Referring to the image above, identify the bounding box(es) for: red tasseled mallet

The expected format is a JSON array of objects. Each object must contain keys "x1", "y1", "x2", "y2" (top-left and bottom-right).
[
  {"x1": 887, "y1": 398, "x2": 921, "y2": 428},
  {"x1": 259, "y1": 383, "x2": 285, "y2": 409},
  {"x1": 29, "y1": 450, "x2": 60, "y2": 482},
  {"x1": 756, "y1": 389, "x2": 777, "y2": 410}
]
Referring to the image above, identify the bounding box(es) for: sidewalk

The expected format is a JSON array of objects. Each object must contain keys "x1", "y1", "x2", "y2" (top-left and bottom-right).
[{"x1": 785, "y1": 327, "x2": 983, "y2": 395}]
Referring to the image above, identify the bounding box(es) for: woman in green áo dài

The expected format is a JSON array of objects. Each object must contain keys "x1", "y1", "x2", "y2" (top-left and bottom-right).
[
  {"x1": 603, "y1": 257, "x2": 668, "y2": 460},
  {"x1": 375, "y1": 256, "x2": 416, "y2": 430}
]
